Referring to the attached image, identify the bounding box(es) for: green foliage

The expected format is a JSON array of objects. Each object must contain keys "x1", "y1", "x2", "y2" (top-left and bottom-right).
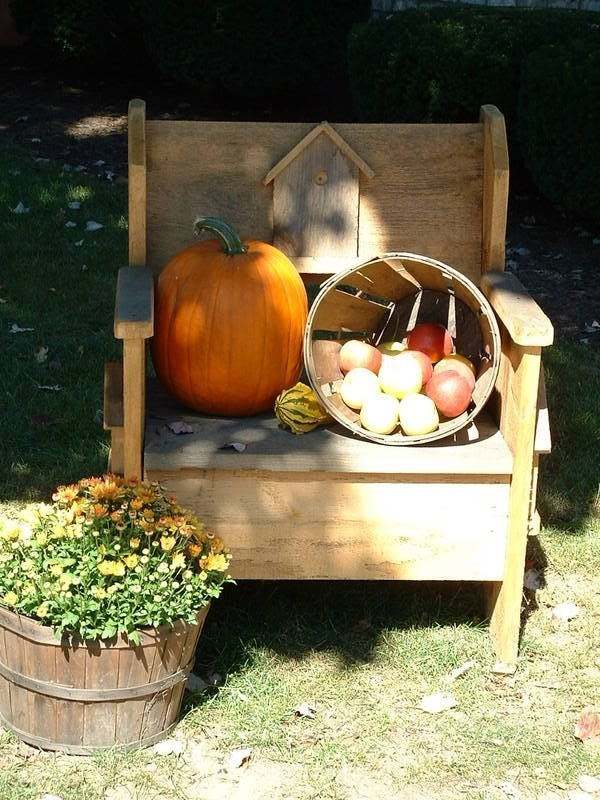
[
  {"x1": 141, "y1": 0, "x2": 370, "y2": 104},
  {"x1": 348, "y1": 7, "x2": 598, "y2": 128},
  {"x1": 10, "y1": 0, "x2": 147, "y2": 73},
  {"x1": 519, "y1": 39, "x2": 600, "y2": 224},
  {"x1": 0, "y1": 477, "x2": 231, "y2": 642}
]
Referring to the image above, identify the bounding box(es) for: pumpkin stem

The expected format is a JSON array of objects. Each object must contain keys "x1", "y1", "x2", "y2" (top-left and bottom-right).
[{"x1": 193, "y1": 217, "x2": 247, "y2": 256}]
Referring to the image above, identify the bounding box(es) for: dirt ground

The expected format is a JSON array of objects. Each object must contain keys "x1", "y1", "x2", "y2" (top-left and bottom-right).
[{"x1": 2, "y1": 49, "x2": 600, "y2": 342}]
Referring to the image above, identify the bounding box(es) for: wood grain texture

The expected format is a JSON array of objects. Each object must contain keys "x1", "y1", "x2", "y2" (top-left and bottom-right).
[
  {"x1": 144, "y1": 379, "x2": 513, "y2": 476},
  {"x1": 147, "y1": 471, "x2": 509, "y2": 581},
  {"x1": 128, "y1": 99, "x2": 146, "y2": 268},
  {"x1": 482, "y1": 270, "x2": 554, "y2": 347},
  {"x1": 114, "y1": 267, "x2": 154, "y2": 340},
  {"x1": 273, "y1": 133, "x2": 359, "y2": 257},
  {"x1": 144, "y1": 120, "x2": 483, "y2": 282},
  {"x1": 480, "y1": 106, "x2": 509, "y2": 272},
  {"x1": 489, "y1": 333, "x2": 542, "y2": 666},
  {"x1": 123, "y1": 339, "x2": 145, "y2": 480},
  {"x1": 104, "y1": 361, "x2": 123, "y2": 429}
]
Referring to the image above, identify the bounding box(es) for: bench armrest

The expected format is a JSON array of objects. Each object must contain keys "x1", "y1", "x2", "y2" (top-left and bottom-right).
[
  {"x1": 114, "y1": 267, "x2": 154, "y2": 340},
  {"x1": 481, "y1": 270, "x2": 553, "y2": 347}
]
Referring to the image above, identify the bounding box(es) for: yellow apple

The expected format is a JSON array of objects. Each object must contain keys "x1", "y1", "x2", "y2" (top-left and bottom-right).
[
  {"x1": 398, "y1": 394, "x2": 439, "y2": 435},
  {"x1": 360, "y1": 393, "x2": 400, "y2": 434},
  {"x1": 378, "y1": 358, "x2": 422, "y2": 399},
  {"x1": 340, "y1": 368, "x2": 381, "y2": 410}
]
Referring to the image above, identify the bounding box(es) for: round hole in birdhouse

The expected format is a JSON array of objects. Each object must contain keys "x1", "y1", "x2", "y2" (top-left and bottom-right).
[{"x1": 314, "y1": 170, "x2": 328, "y2": 185}]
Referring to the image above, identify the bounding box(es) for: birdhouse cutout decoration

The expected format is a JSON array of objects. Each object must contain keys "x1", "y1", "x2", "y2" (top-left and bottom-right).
[{"x1": 263, "y1": 121, "x2": 374, "y2": 260}]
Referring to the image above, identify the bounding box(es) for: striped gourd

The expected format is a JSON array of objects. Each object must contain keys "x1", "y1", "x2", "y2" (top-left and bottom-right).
[{"x1": 274, "y1": 382, "x2": 332, "y2": 434}]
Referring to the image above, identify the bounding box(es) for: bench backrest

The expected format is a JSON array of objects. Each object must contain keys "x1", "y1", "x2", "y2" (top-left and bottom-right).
[{"x1": 128, "y1": 100, "x2": 508, "y2": 287}]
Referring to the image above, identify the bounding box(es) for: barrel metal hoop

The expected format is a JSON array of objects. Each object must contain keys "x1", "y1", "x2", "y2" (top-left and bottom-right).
[{"x1": 0, "y1": 658, "x2": 192, "y2": 702}]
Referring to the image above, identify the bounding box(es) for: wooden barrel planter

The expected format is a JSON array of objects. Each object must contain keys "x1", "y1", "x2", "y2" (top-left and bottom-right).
[
  {"x1": 304, "y1": 253, "x2": 501, "y2": 445},
  {"x1": 0, "y1": 605, "x2": 209, "y2": 754}
]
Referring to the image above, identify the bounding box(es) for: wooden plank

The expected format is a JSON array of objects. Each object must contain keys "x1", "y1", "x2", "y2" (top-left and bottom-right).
[
  {"x1": 292, "y1": 256, "x2": 364, "y2": 274},
  {"x1": 108, "y1": 428, "x2": 124, "y2": 475},
  {"x1": 273, "y1": 133, "x2": 359, "y2": 258},
  {"x1": 480, "y1": 105, "x2": 509, "y2": 273},
  {"x1": 535, "y1": 367, "x2": 551, "y2": 454},
  {"x1": 128, "y1": 99, "x2": 146, "y2": 268},
  {"x1": 123, "y1": 339, "x2": 145, "y2": 480},
  {"x1": 103, "y1": 361, "x2": 123, "y2": 429},
  {"x1": 489, "y1": 334, "x2": 542, "y2": 667},
  {"x1": 482, "y1": 270, "x2": 554, "y2": 347},
  {"x1": 145, "y1": 121, "x2": 483, "y2": 282},
  {"x1": 82, "y1": 647, "x2": 118, "y2": 748},
  {"x1": 144, "y1": 380, "x2": 513, "y2": 476},
  {"x1": 148, "y1": 471, "x2": 509, "y2": 581},
  {"x1": 264, "y1": 121, "x2": 374, "y2": 185},
  {"x1": 114, "y1": 267, "x2": 154, "y2": 340}
]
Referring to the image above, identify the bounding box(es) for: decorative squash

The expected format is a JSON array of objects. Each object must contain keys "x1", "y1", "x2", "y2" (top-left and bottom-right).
[
  {"x1": 152, "y1": 218, "x2": 308, "y2": 416},
  {"x1": 274, "y1": 383, "x2": 332, "y2": 434}
]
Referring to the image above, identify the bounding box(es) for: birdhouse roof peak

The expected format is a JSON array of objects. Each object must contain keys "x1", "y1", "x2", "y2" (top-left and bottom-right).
[{"x1": 262, "y1": 121, "x2": 374, "y2": 186}]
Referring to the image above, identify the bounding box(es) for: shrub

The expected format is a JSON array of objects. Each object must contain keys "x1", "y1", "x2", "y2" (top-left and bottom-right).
[
  {"x1": 0, "y1": 476, "x2": 231, "y2": 642},
  {"x1": 519, "y1": 39, "x2": 600, "y2": 223},
  {"x1": 139, "y1": 0, "x2": 371, "y2": 105},
  {"x1": 10, "y1": 0, "x2": 147, "y2": 73},
  {"x1": 348, "y1": 8, "x2": 599, "y2": 128}
]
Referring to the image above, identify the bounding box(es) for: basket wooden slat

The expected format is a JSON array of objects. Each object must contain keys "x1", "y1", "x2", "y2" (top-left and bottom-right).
[{"x1": 304, "y1": 253, "x2": 501, "y2": 445}]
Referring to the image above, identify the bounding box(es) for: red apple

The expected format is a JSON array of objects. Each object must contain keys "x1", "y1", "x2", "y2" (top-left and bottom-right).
[
  {"x1": 339, "y1": 340, "x2": 382, "y2": 374},
  {"x1": 434, "y1": 355, "x2": 476, "y2": 391},
  {"x1": 407, "y1": 323, "x2": 453, "y2": 363},
  {"x1": 426, "y1": 370, "x2": 472, "y2": 418},
  {"x1": 395, "y1": 349, "x2": 433, "y2": 385}
]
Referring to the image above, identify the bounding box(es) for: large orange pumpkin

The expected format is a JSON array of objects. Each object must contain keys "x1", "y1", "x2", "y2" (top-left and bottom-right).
[{"x1": 152, "y1": 217, "x2": 308, "y2": 416}]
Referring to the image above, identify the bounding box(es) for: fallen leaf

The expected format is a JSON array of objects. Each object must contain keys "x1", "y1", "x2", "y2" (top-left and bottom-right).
[
  {"x1": 552, "y1": 602, "x2": 580, "y2": 621},
  {"x1": 219, "y1": 442, "x2": 247, "y2": 452},
  {"x1": 105, "y1": 171, "x2": 115, "y2": 181},
  {"x1": 68, "y1": 201, "x2": 81, "y2": 210},
  {"x1": 65, "y1": 221, "x2": 77, "y2": 228},
  {"x1": 93, "y1": 159, "x2": 106, "y2": 166},
  {"x1": 447, "y1": 660, "x2": 476, "y2": 682},
  {"x1": 12, "y1": 201, "x2": 30, "y2": 214},
  {"x1": 592, "y1": 238, "x2": 600, "y2": 246},
  {"x1": 0, "y1": 298, "x2": 7, "y2": 304},
  {"x1": 37, "y1": 384, "x2": 62, "y2": 391},
  {"x1": 226, "y1": 747, "x2": 252, "y2": 770},
  {"x1": 293, "y1": 702, "x2": 317, "y2": 719},
  {"x1": 186, "y1": 672, "x2": 208, "y2": 693},
  {"x1": 206, "y1": 671, "x2": 222, "y2": 686},
  {"x1": 74, "y1": 165, "x2": 86, "y2": 172},
  {"x1": 575, "y1": 708, "x2": 600, "y2": 742},
  {"x1": 81, "y1": 264, "x2": 88, "y2": 271},
  {"x1": 74, "y1": 239, "x2": 84, "y2": 247},
  {"x1": 513, "y1": 246, "x2": 530, "y2": 257},
  {"x1": 34, "y1": 157, "x2": 50, "y2": 164},
  {"x1": 9, "y1": 169, "x2": 20, "y2": 176},
  {"x1": 524, "y1": 568, "x2": 542, "y2": 590},
  {"x1": 152, "y1": 737, "x2": 185, "y2": 756},
  {"x1": 15, "y1": 115, "x2": 28, "y2": 122},
  {"x1": 567, "y1": 791, "x2": 593, "y2": 800},
  {"x1": 10, "y1": 323, "x2": 34, "y2": 333},
  {"x1": 30, "y1": 137, "x2": 41, "y2": 143},
  {"x1": 499, "y1": 780, "x2": 520, "y2": 798},
  {"x1": 85, "y1": 220, "x2": 103, "y2": 231},
  {"x1": 167, "y1": 421, "x2": 193, "y2": 435},
  {"x1": 419, "y1": 692, "x2": 458, "y2": 714},
  {"x1": 104, "y1": 787, "x2": 134, "y2": 800},
  {"x1": 579, "y1": 776, "x2": 600, "y2": 793},
  {"x1": 34, "y1": 346, "x2": 49, "y2": 363}
]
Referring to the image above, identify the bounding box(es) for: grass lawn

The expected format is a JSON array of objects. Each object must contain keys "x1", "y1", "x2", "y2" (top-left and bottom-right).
[{"x1": 0, "y1": 150, "x2": 599, "y2": 800}]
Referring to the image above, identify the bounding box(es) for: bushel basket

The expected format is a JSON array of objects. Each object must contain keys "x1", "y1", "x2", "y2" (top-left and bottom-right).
[{"x1": 304, "y1": 253, "x2": 501, "y2": 445}]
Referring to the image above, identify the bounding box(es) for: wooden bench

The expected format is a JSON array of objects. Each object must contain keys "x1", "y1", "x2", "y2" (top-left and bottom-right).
[{"x1": 105, "y1": 99, "x2": 553, "y2": 670}]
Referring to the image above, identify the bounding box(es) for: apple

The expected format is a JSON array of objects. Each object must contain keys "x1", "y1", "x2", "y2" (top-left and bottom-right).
[
  {"x1": 340, "y1": 368, "x2": 381, "y2": 410},
  {"x1": 339, "y1": 340, "x2": 382, "y2": 374},
  {"x1": 398, "y1": 394, "x2": 439, "y2": 436},
  {"x1": 378, "y1": 358, "x2": 422, "y2": 399},
  {"x1": 395, "y1": 349, "x2": 433, "y2": 386},
  {"x1": 407, "y1": 323, "x2": 453, "y2": 363},
  {"x1": 434, "y1": 354, "x2": 476, "y2": 391},
  {"x1": 426, "y1": 370, "x2": 472, "y2": 418},
  {"x1": 378, "y1": 340, "x2": 406, "y2": 357},
  {"x1": 360, "y1": 393, "x2": 400, "y2": 435}
]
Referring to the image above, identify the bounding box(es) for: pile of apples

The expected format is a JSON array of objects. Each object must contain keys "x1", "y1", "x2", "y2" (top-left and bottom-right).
[{"x1": 337, "y1": 323, "x2": 476, "y2": 436}]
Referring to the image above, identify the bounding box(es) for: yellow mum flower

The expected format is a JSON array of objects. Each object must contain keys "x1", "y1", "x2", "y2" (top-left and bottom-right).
[
  {"x1": 113, "y1": 561, "x2": 126, "y2": 577},
  {"x1": 160, "y1": 535, "x2": 176, "y2": 552},
  {"x1": 1, "y1": 591, "x2": 19, "y2": 606},
  {"x1": 129, "y1": 537, "x2": 140, "y2": 550},
  {"x1": 123, "y1": 554, "x2": 138, "y2": 569},
  {"x1": 36, "y1": 602, "x2": 49, "y2": 618},
  {"x1": 171, "y1": 552, "x2": 186, "y2": 570},
  {"x1": 91, "y1": 586, "x2": 107, "y2": 599},
  {"x1": 97, "y1": 559, "x2": 125, "y2": 577},
  {"x1": 53, "y1": 485, "x2": 78, "y2": 504},
  {"x1": 201, "y1": 553, "x2": 229, "y2": 572},
  {"x1": 35, "y1": 530, "x2": 48, "y2": 546},
  {"x1": 157, "y1": 562, "x2": 170, "y2": 574},
  {"x1": 0, "y1": 521, "x2": 21, "y2": 541},
  {"x1": 106, "y1": 584, "x2": 120, "y2": 595},
  {"x1": 50, "y1": 564, "x2": 63, "y2": 577}
]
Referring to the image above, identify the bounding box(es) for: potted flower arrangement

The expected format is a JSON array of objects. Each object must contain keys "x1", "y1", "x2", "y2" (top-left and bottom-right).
[{"x1": 0, "y1": 475, "x2": 231, "y2": 754}]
